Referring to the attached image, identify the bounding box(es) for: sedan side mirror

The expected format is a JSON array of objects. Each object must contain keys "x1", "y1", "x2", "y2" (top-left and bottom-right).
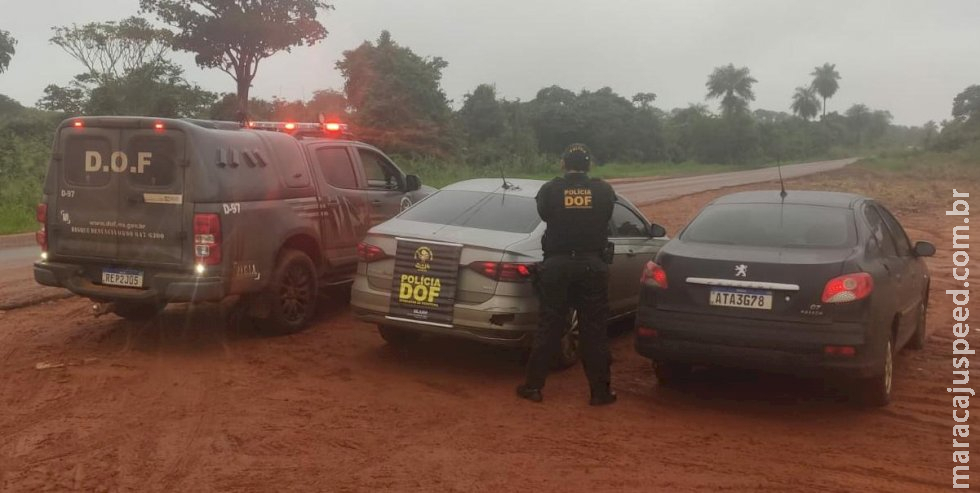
[
  {"x1": 405, "y1": 174, "x2": 422, "y2": 192},
  {"x1": 649, "y1": 223, "x2": 667, "y2": 238},
  {"x1": 913, "y1": 241, "x2": 936, "y2": 257}
]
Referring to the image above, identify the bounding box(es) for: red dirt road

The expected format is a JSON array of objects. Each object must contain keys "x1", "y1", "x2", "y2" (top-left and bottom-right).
[{"x1": 0, "y1": 164, "x2": 969, "y2": 492}]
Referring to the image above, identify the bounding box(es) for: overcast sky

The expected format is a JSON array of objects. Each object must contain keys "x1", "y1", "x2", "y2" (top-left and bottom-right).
[{"x1": 1, "y1": 0, "x2": 978, "y2": 126}]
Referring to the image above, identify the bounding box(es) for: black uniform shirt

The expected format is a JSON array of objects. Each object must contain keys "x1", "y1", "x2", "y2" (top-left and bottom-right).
[{"x1": 536, "y1": 172, "x2": 616, "y2": 256}]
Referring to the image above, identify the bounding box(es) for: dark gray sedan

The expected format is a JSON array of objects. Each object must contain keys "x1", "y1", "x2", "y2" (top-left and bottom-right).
[{"x1": 635, "y1": 190, "x2": 934, "y2": 406}]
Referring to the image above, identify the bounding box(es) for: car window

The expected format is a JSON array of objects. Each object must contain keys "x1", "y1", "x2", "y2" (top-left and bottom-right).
[
  {"x1": 63, "y1": 136, "x2": 112, "y2": 187},
  {"x1": 875, "y1": 204, "x2": 913, "y2": 256},
  {"x1": 398, "y1": 190, "x2": 541, "y2": 234},
  {"x1": 126, "y1": 136, "x2": 176, "y2": 188},
  {"x1": 863, "y1": 205, "x2": 899, "y2": 257},
  {"x1": 315, "y1": 147, "x2": 358, "y2": 189},
  {"x1": 357, "y1": 149, "x2": 402, "y2": 191},
  {"x1": 609, "y1": 203, "x2": 648, "y2": 237},
  {"x1": 681, "y1": 203, "x2": 857, "y2": 248}
]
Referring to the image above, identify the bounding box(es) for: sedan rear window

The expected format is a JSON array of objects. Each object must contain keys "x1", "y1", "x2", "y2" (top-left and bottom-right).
[
  {"x1": 398, "y1": 190, "x2": 541, "y2": 234},
  {"x1": 681, "y1": 203, "x2": 856, "y2": 248}
]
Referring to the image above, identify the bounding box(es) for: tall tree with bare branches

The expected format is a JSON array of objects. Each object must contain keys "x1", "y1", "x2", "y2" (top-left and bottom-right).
[{"x1": 140, "y1": 0, "x2": 332, "y2": 118}]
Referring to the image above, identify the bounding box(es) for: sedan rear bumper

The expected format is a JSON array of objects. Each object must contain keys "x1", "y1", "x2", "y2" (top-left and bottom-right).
[
  {"x1": 635, "y1": 306, "x2": 882, "y2": 378},
  {"x1": 350, "y1": 277, "x2": 536, "y2": 347}
]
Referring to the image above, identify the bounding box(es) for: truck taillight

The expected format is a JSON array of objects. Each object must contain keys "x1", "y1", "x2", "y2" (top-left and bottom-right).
[
  {"x1": 640, "y1": 261, "x2": 667, "y2": 288},
  {"x1": 469, "y1": 261, "x2": 534, "y2": 282},
  {"x1": 821, "y1": 273, "x2": 873, "y2": 303},
  {"x1": 193, "y1": 213, "x2": 222, "y2": 265},
  {"x1": 36, "y1": 203, "x2": 47, "y2": 252},
  {"x1": 357, "y1": 242, "x2": 388, "y2": 262}
]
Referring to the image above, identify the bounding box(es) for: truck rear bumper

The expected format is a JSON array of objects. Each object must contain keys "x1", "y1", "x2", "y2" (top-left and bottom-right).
[{"x1": 35, "y1": 261, "x2": 226, "y2": 303}]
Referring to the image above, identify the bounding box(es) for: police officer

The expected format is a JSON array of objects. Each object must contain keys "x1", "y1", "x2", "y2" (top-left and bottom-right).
[{"x1": 517, "y1": 143, "x2": 618, "y2": 406}]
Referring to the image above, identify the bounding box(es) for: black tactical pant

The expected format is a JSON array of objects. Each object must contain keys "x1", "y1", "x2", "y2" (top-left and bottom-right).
[{"x1": 525, "y1": 253, "x2": 611, "y2": 391}]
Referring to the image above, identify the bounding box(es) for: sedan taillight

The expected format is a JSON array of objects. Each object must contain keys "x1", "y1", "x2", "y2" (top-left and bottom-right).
[
  {"x1": 469, "y1": 261, "x2": 534, "y2": 282},
  {"x1": 821, "y1": 273, "x2": 873, "y2": 303},
  {"x1": 640, "y1": 260, "x2": 667, "y2": 288},
  {"x1": 357, "y1": 242, "x2": 388, "y2": 262}
]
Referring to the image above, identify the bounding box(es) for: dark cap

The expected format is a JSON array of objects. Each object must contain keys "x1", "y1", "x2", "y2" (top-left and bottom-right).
[{"x1": 561, "y1": 143, "x2": 592, "y2": 170}]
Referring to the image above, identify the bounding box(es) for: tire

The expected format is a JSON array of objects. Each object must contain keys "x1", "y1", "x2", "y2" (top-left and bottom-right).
[
  {"x1": 114, "y1": 301, "x2": 164, "y2": 321},
  {"x1": 907, "y1": 291, "x2": 929, "y2": 350},
  {"x1": 653, "y1": 361, "x2": 692, "y2": 386},
  {"x1": 257, "y1": 249, "x2": 318, "y2": 335},
  {"x1": 553, "y1": 309, "x2": 581, "y2": 370},
  {"x1": 378, "y1": 325, "x2": 421, "y2": 345},
  {"x1": 857, "y1": 337, "x2": 893, "y2": 407}
]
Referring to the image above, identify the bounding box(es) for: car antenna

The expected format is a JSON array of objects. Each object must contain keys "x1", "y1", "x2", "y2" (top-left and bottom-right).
[
  {"x1": 500, "y1": 166, "x2": 516, "y2": 191},
  {"x1": 777, "y1": 164, "x2": 788, "y2": 199}
]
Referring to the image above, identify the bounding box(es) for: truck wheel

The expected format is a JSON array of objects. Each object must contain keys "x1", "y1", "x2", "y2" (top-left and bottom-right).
[
  {"x1": 553, "y1": 309, "x2": 581, "y2": 370},
  {"x1": 654, "y1": 361, "x2": 692, "y2": 386},
  {"x1": 907, "y1": 292, "x2": 928, "y2": 350},
  {"x1": 378, "y1": 325, "x2": 421, "y2": 345},
  {"x1": 856, "y1": 337, "x2": 892, "y2": 407},
  {"x1": 259, "y1": 249, "x2": 318, "y2": 335},
  {"x1": 114, "y1": 301, "x2": 164, "y2": 321}
]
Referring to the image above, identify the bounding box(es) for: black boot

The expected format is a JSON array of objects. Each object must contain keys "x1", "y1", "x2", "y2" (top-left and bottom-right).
[
  {"x1": 516, "y1": 384, "x2": 543, "y2": 403},
  {"x1": 589, "y1": 386, "x2": 617, "y2": 406}
]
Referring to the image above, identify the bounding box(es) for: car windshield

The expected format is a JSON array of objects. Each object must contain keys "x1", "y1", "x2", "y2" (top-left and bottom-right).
[
  {"x1": 681, "y1": 203, "x2": 857, "y2": 248},
  {"x1": 398, "y1": 190, "x2": 542, "y2": 234}
]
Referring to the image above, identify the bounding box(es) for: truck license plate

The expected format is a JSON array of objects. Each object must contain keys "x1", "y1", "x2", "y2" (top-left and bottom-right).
[
  {"x1": 101, "y1": 268, "x2": 144, "y2": 288},
  {"x1": 709, "y1": 287, "x2": 772, "y2": 310}
]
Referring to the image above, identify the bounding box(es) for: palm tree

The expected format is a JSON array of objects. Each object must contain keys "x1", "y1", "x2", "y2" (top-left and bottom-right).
[
  {"x1": 790, "y1": 87, "x2": 820, "y2": 121},
  {"x1": 705, "y1": 64, "x2": 757, "y2": 116},
  {"x1": 810, "y1": 63, "x2": 841, "y2": 118}
]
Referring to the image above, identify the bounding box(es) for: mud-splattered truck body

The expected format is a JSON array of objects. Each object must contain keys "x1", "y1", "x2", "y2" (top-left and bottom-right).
[{"x1": 34, "y1": 116, "x2": 432, "y2": 332}]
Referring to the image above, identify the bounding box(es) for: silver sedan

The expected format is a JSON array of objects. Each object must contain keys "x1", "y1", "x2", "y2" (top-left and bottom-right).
[{"x1": 350, "y1": 178, "x2": 668, "y2": 366}]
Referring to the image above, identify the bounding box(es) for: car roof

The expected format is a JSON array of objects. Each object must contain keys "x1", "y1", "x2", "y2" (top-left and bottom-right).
[
  {"x1": 710, "y1": 190, "x2": 867, "y2": 209},
  {"x1": 442, "y1": 178, "x2": 547, "y2": 198},
  {"x1": 441, "y1": 178, "x2": 640, "y2": 207}
]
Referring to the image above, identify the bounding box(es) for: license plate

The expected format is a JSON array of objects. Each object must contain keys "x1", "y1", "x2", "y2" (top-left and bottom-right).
[
  {"x1": 101, "y1": 268, "x2": 144, "y2": 288},
  {"x1": 709, "y1": 287, "x2": 772, "y2": 310}
]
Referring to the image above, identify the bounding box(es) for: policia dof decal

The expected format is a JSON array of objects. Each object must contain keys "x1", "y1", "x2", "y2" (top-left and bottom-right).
[{"x1": 387, "y1": 238, "x2": 463, "y2": 327}]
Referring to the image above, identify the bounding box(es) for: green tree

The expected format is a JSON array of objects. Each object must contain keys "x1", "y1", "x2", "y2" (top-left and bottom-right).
[
  {"x1": 790, "y1": 86, "x2": 820, "y2": 121},
  {"x1": 810, "y1": 63, "x2": 841, "y2": 118},
  {"x1": 41, "y1": 19, "x2": 215, "y2": 117},
  {"x1": 337, "y1": 31, "x2": 453, "y2": 154},
  {"x1": 140, "y1": 0, "x2": 332, "y2": 118},
  {"x1": 459, "y1": 84, "x2": 506, "y2": 142},
  {"x1": 49, "y1": 17, "x2": 172, "y2": 84},
  {"x1": 952, "y1": 85, "x2": 980, "y2": 124},
  {"x1": 705, "y1": 64, "x2": 757, "y2": 116},
  {"x1": 40, "y1": 62, "x2": 216, "y2": 118},
  {"x1": 0, "y1": 30, "x2": 16, "y2": 74},
  {"x1": 845, "y1": 104, "x2": 872, "y2": 146},
  {"x1": 209, "y1": 93, "x2": 274, "y2": 121},
  {"x1": 922, "y1": 120, "x2": 938, "y2": 148},
  {"x1": 307, "y1": 89, "x2": 348, "y2": 120},
  {"x1": 631, "y1": 92, "x2": 657, "y2": 109}
]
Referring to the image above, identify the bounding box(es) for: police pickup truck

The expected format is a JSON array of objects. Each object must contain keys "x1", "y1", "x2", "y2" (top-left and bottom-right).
[{"x1": 33, "y1": 117, "x2": 434, "y2": 333}]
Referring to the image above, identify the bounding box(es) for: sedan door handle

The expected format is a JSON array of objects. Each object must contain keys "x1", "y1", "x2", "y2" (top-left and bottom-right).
[
  {"x1": 371, "y1": 200, "x2": 383, "y2": 207},
  {"x1": 626, "y1": 249, "x2": 636, "y2": 257}
]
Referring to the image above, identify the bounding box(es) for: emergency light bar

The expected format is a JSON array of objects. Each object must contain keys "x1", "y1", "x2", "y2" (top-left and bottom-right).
[{"x1": 245, "y1": 121, "x2": 351, "y2": 138}]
